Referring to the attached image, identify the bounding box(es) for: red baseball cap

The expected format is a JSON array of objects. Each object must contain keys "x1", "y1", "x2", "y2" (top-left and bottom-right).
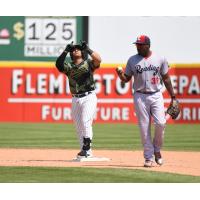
[{"x1": 133, "y1": 35, "x2": 150, "y2": 45}]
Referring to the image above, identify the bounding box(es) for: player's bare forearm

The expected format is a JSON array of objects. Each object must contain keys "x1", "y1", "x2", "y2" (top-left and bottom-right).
[
  {"x1": 82, "y1": 41, "x2": 101, "y2": 69},
  {"x1": 90, "y1": 51, "x2": 102, "y2": 69},
  {"x1": 162, "y1": 73, "x2": 176, "y2": 98},
  {"x1": 116, "y1": 71, "x2": 131, "y2": 83}
]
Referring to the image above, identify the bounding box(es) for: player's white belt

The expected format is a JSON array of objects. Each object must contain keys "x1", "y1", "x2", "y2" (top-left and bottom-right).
[
  {"x1": 136, "y1": 90, "x2": 159, "y2": 94},
  {"x1": 72, "y1": 91, "x2": 93, "y2": 98}
]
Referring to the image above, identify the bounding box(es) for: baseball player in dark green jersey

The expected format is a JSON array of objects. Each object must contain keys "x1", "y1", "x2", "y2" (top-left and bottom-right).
[{"x1": 55, "y1": 41, "x2": 101, "y2": 158}]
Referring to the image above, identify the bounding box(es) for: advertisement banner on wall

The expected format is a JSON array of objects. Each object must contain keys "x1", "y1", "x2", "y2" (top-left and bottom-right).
[
  {"x1": 0, "y1": 16, "x2": 85, "y2": 61},
  {"x1": 0, "y1": 63, "x2": 200, "y2": 123}
]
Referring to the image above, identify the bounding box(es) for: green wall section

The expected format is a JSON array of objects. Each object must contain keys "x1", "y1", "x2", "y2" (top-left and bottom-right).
[
  {"x1": 0, "y1": 16, "x2": 24, "y2": 60},
  {"x1": 0, "y1": 16, "x2": 84, "y2": 61}
]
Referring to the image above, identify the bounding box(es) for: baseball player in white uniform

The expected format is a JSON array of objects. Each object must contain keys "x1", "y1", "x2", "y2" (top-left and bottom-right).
[
  {"x1": 55, "y1": 41, "x2": 101, "y2": 158},
  {"x1": 116, "y1": 35, "x2": 177, "y2": 167}
]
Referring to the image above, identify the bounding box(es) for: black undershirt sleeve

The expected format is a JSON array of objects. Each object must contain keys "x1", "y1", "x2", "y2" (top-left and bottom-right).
[{"x1": 55, "y1": 51, "x2": 68, "y2": 72}]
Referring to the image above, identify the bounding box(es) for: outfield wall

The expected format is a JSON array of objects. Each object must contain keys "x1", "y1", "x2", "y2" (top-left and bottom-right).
[
  {"x1": 0, "y1": 62, "x2": 199, "y2": 124},
  {"x1": 1, "y1": 17, "x2": 200, "y2": 124}
]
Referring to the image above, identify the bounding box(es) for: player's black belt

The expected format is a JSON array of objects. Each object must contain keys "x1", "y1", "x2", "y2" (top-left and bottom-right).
[
  {"x1": 72, "y1": 91, "x2": 93, "y2": 98},
  {"x1": 136, "y1": 90, "x2": 159, "y2": 94}
]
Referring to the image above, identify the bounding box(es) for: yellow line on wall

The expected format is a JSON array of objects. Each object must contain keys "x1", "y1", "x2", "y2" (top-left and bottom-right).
[
  {"x1": 0, "y1": 61, "x2": 200, "y2": 68},
  {"x1": 170, "y1": 63, "x2": 200, "y2": 68}
]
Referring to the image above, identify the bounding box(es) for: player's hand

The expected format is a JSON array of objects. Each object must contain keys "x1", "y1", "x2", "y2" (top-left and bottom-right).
[
  {"x1": 65, "y1": 42, "x2": 74, "y2": 52},
  {"x1": 80, "y1": 41, "x2": 94, "y2": 55},
  {"x1": 116, "y1": 66, "x2": 123, "y2": 75},
  {"x1": 80, "y1": 41, "x2": 88, "y2": 50}
]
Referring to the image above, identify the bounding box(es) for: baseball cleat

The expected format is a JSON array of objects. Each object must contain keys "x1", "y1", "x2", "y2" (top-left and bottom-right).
[
  {"x1": 155, "y1": 158, "x2": 163, "y2": 165},
  {"x1": 154, "y1": 152, "x2": 163, "y2": 165},
  {"x1": 77, "y1": 150, "x2": 93, "y2": 158},
  {"x1": 144, "y1": 159, "x2": 153, "y2": 167}
]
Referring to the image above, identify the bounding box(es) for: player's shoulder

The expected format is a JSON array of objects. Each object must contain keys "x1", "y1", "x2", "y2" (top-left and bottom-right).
[
  {"x1": 127, "y1": 54, "x2": 141, "y2": 63},
  {"x1": 86, "y1": 58, "x2": 92, "y2": 64},
  {"x1": 84, "y1": 58, "x2": 94, "y2": 67},
  {"x1": 152, "y1": 52, "x2": 168, "y2": 64},
  {"x1": 152, "y1": 52, "x2": 166, "y2": 59}
]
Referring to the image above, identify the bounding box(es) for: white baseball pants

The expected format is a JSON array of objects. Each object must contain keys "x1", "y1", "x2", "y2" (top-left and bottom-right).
[
  {"x1": 134, "y1": 91, "x2": 166, "y2": 160},
  {"x1": 71, "y1": 91, "x2": 97, "y2": 150}
]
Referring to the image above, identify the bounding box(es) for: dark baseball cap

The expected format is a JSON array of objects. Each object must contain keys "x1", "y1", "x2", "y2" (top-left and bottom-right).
[
  {"x1": 73, "y1": 44, "x2": 82, "y2": 50},
  {"x1": 133, "y1": 35, "x2": 150, "y2": 45}
]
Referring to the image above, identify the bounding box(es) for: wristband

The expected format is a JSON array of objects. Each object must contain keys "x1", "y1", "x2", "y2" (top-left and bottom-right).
[{"x1": 87, "y1": 48, "x2": 94, "y2": 55}]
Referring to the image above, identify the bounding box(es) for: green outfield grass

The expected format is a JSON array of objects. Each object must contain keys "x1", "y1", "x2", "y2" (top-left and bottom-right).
[
  {"x1": 0, "y1": 123, "x2": 199, "y2": 182},
  {"x1": 0, "y1": 166, "x2": 200, "y2": 183},
  {"x1": 0, "y1": 123, "x2": 199, "y2": 151}
]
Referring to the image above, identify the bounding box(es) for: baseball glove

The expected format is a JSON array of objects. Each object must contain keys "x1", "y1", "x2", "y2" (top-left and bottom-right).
[{"x1": 167, "y1": 99, "x2": 180, "y2": 119}]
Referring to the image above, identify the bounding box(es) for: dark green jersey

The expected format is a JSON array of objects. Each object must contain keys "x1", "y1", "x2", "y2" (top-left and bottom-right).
[{"x1": 63, "y1": 59, "x2": 96, "y2": 94}]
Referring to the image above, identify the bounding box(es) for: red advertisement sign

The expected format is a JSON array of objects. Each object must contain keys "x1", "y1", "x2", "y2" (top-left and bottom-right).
[{"x1": 0, "y1": 63, "x2": 200, "y2": 123}]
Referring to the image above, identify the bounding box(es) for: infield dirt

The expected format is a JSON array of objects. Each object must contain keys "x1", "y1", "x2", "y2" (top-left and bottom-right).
[{"x1": 0, "y1": 149, "x2": 199, "y2": 176}]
